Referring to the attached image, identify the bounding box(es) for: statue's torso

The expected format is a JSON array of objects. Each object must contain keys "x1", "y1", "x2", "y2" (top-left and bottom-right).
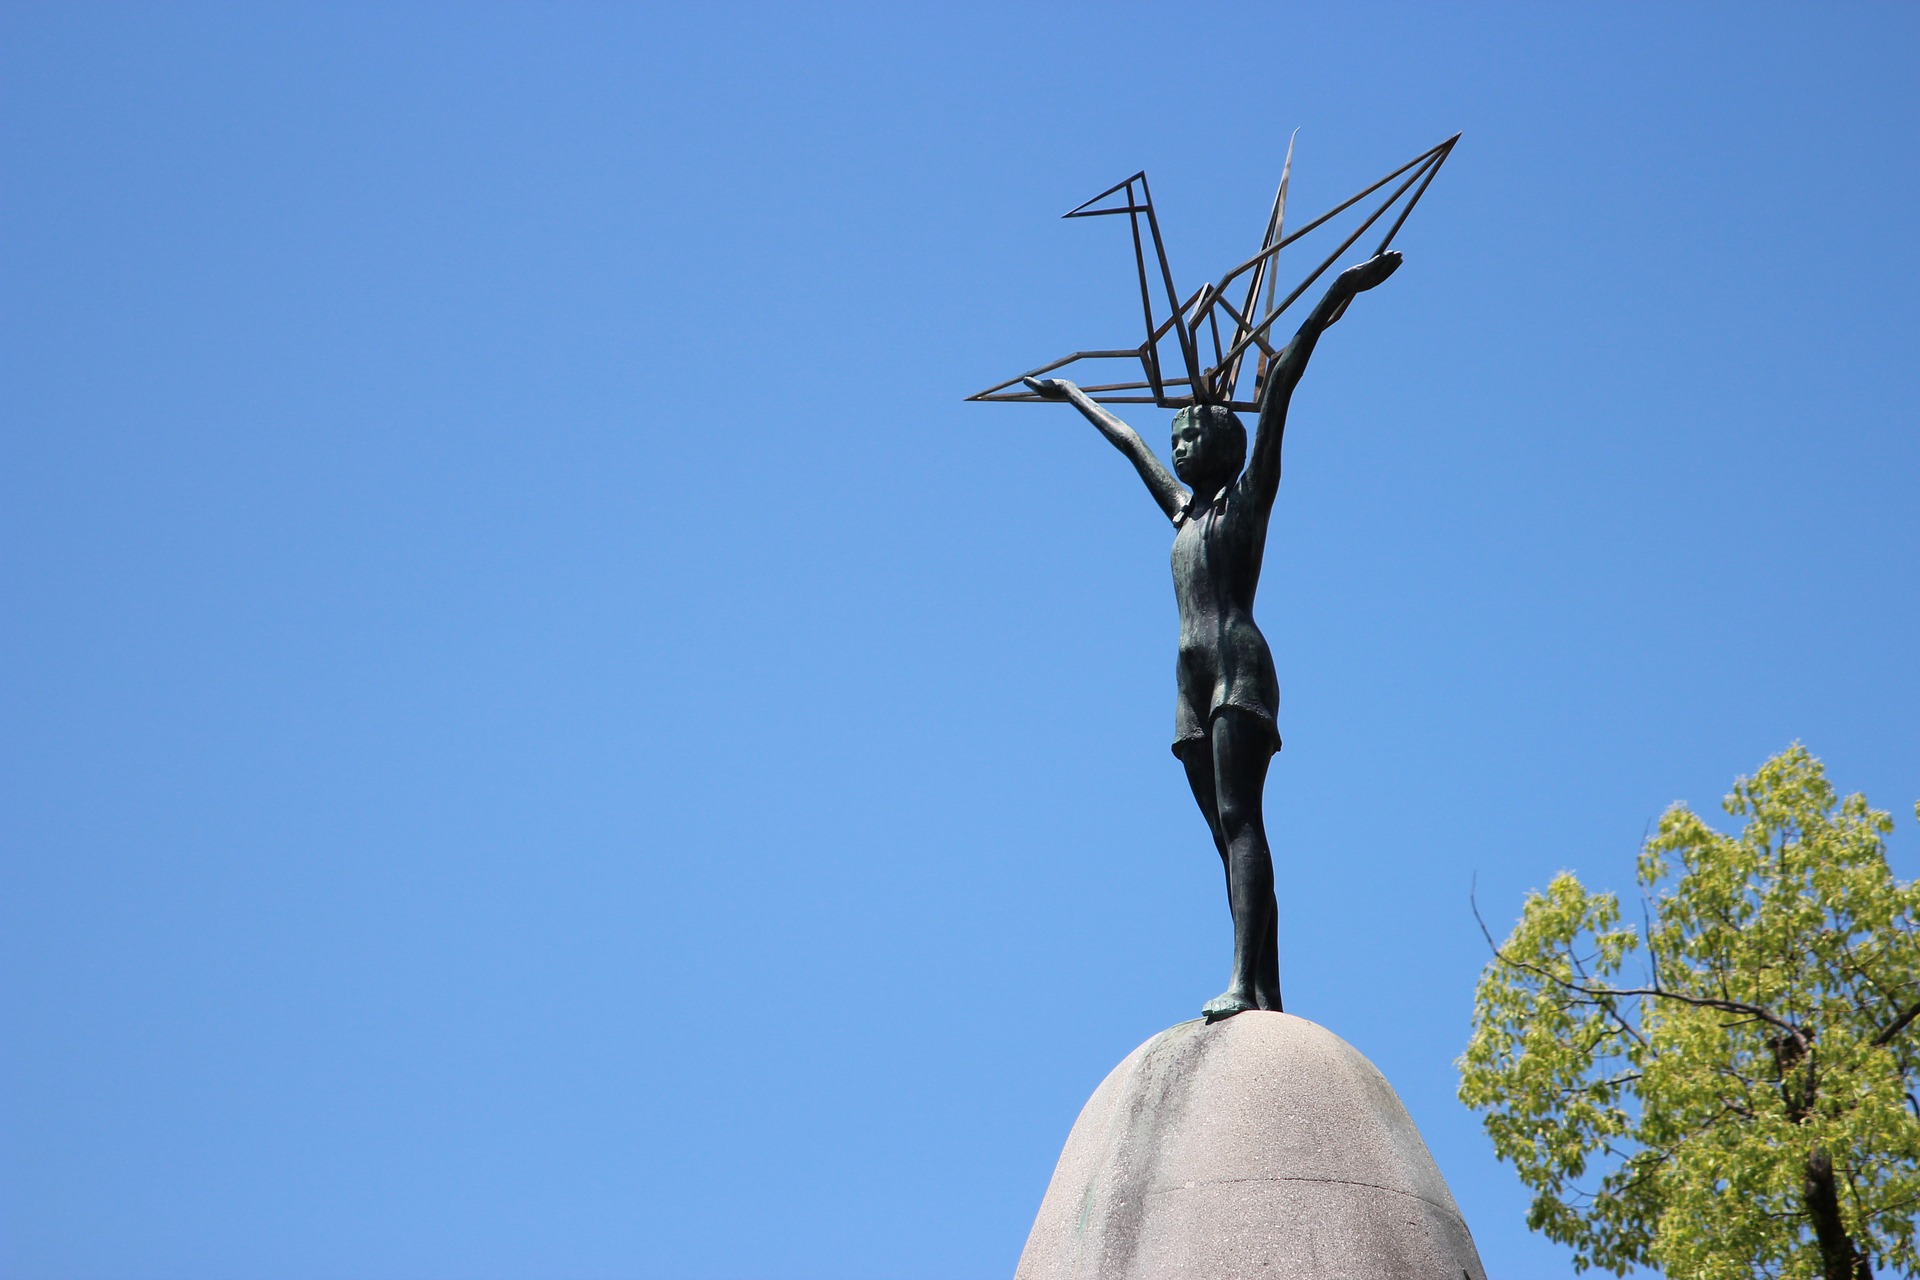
[{"x1": 1169, "y1": 478, "x2": 1280, "y2": 756}]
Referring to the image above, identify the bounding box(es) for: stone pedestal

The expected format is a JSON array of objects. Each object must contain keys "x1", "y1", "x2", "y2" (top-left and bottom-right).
[{"x1": 1015, "y1": 1012, "x2": 1486, "y2": 1280}]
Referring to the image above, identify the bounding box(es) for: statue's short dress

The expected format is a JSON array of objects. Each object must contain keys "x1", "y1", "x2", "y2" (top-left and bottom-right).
[{"x1": 1170, "y1": 475, "x2": 1282, "y2": 761}]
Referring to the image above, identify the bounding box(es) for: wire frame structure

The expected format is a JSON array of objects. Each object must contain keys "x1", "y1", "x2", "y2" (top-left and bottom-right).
[{"x1": 968, "y1": 133, "x2": 1459, "y2": 412}]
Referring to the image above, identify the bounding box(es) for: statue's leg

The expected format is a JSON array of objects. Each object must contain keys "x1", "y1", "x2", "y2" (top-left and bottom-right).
[
  {"x1": 1257, "y1": 893, "x2": 1281, "y2": 1012},
  {"x1": 1179, "y1": 744, "x2": 1232, "y2": 896},
  {"x1": 1201, "y1": 709, "x2": 1275, "y2": 1022},
  {"x1": 1184, "y1": 740, "x2": 1281, "y2": 1010}
]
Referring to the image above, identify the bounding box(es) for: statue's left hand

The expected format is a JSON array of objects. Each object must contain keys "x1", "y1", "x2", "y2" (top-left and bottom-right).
[
  {"x1": 1338, "y1": 250, "x2": 1403, "y2": 293},
  {"x1": 1023, "y1": 376, "x2": 1074, "y2": 399}
]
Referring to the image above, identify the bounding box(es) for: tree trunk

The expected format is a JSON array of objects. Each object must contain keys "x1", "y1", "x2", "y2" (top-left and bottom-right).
[{"x1": 1803, "y1": 1148, "x2": 1871, "y2": 1280}]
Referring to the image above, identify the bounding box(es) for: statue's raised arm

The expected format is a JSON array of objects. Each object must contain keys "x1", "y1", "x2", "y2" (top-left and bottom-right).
[
  {"x1": 1242, "y1": 249, "x2": 1403, "y2": 509},
  {"x1": 1025, "y1": 376, "x2": 1190, "y2": 524}
]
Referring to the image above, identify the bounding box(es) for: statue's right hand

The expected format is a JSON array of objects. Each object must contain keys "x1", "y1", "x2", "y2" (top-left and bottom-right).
[
  {"x1": 1023, "y1": 376, "x2": 1074, "y2": 399},
  {"x1": 1337, "y1": 249, "x2": 1402, "y2": 294}
]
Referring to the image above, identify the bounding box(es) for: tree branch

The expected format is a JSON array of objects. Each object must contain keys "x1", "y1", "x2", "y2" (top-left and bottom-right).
[
  {"x1": 1872, "y1": 998, "x2": 1920, "y2": 1047},
  {"x1": 1599, "y1": 984, "x2": 1809, "y2": 1046},
  {"x1": 1471, "y1": 889, "x2": 1807, "y2": 1048}
]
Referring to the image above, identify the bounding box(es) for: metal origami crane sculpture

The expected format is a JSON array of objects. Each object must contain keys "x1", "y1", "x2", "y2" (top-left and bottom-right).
[{"x1": 967, "y1": 133, "x2": 1459, "y2": 412}]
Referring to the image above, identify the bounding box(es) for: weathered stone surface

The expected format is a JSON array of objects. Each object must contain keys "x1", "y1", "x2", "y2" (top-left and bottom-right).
[{"x1": 1015, "y1": 1012, "x2": 1487, "y2": 1280}]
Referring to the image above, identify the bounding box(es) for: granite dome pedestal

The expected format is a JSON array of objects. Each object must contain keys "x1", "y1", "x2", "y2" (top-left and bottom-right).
[{"x1": 1015, "y1": 1012, "x2": 1486, "y2": 1280}]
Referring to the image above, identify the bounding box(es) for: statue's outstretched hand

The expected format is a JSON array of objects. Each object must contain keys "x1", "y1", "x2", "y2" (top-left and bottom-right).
[
  {"x1": 1337, "y1": 250, "x2": 1403, "y2": 294},
  {"x1": 1023, "y1": 376, "x2": 1075, "y2": 400}
]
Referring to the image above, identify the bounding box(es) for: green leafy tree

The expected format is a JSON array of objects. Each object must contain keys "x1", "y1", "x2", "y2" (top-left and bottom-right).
[{"x1": 1460, "y1": 746, "x2": 1920, "y2": 1279}]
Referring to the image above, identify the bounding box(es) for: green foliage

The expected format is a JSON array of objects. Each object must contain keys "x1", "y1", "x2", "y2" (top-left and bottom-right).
[{"x1": 1460, "y1": 747, "x2": 1920, "y2": 1278}]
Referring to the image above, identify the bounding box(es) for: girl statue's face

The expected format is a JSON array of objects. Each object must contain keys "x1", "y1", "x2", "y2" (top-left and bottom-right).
[{"x1": 1170, "y1": 407, "x2": 1237, "y2": 490}]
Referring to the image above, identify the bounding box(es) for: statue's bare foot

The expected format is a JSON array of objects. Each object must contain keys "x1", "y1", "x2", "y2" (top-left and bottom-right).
[
  {"x1": 1202, "y1": 990, "x2": 1256, "y2": 1023},
  {"x1": 1254, "y1": 987, "x2": 1283, "y2": 1013}
]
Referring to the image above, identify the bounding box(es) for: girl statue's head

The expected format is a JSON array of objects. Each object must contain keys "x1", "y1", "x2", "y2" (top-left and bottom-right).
[{"x1": 1170, "y1": 403, "x2": 1247, "y2": 492}]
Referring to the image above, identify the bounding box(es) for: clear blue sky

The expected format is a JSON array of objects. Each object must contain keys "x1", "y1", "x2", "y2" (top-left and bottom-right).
[{"x1": 4, "y1": 4, "x2": 1916, "y2": 1277}]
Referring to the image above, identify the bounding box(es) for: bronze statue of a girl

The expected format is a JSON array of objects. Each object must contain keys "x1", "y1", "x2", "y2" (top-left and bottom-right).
[{"x1": 1025, "y1": 248, "x2": 1402, "y2": 1021}]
